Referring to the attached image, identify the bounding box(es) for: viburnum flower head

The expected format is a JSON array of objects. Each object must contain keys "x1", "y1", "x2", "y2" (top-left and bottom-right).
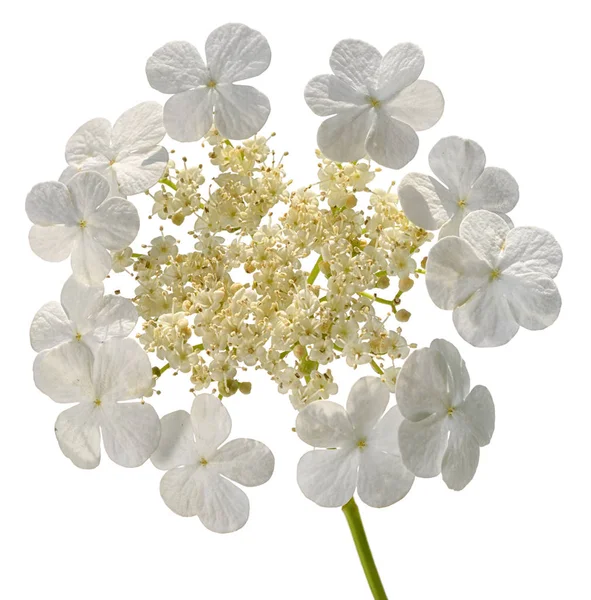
[
  {"x1": 152, "y1": 394, "x2": 275, "y2": 533},
  {"x1": 26, "y1": 171, "x2": 140, "y2": 284},
  {"x1": 30, "y1": 276, "x2": 137, "y2": 352},
  {"x1": 296, "y1": 377, "x2": 414, "y2": 508},
  {"x1": 305, "y1": 39, "x2": 444, "y2": 168},
  {"x1": 60, "y1": 102, "x2": 168, "y2": 196},
  {"x1": 33, "y1": 339, "x2": 160, "y2": 469},
  {"x1": 146, "y1": 23, "x2": 271, "y2": 142},
  {"x1": 396, "y1": 339, "x2": 495, "y2": 491},
  {"x1": 399, "y1": 136, "x2": 519, "y2": 237},
  {"x1": 426, "y1": 210, "x2": 563, "y2": 347}
]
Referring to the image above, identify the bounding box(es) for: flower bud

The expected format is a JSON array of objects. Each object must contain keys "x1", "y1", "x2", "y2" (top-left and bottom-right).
[
  {"x1": 398, "y1": 277, "x2": 414, "y2": 292},
  {"x1": 376, "y1": 275, "x2": 390, "y2": 289},
  {"x1": 239, "y1": 381, "x2": 252, "y2": 395},
  {"x1": 171, "y1": 212, "x2": 185, "y2": 226},
  {"x1": 395, "y1": 309, "x2": 411, "y2": 323}
]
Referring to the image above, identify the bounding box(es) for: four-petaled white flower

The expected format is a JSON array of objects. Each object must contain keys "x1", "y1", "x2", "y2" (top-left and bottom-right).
[
  {"x1": 60, "y1": 102, "x2": 168, "y2": 196},
  {"x1": 305, "y1": 39, "x2": 443, "y2": 169},
  {"x1": 152, "y1": 394, "x2": 275, "y2": 533},
  {"x1": 296, "y1": 377, "x2": 414, "y2": 508},
  {"x1": 426, "y1": 210, "x2": 563, "y2": 347},
  {"x1": 33, "y1": 339, "x2": 160, "y2": 469},
  {"x1": 399, "y1": 136, "x2": 519, "y2": 237},
  {"x1": 396, "y1": 339, "x2": 494, "y2": 490},
  {"x1": 26, "y1": 171, "x2": 140, "y2": 284},
  {"x1": 146, "y1": 23, "x2": 271, "y2": 142},
  {"x1": 30, "y1": 276, "x2": 137, "y2": 352}
]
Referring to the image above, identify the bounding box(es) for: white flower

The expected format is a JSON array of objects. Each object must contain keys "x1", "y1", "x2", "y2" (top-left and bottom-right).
[
  {"x1": 296, "y1": 377, "x2": 414, "y2": 508},
  {"x1": 398, "y1": 136, "x2": 519, "y2": 237},
  {"x1": 426, "y1": 210, "x2": 563, "y2": 347},
  {"x1": 304, "y1": 39, "x2": 443, "y2": 169},
  {"x1": 146, "y1": 23, "x2": 271, "y2": 142},
  {"x1": 30, "y1": 276, "x2": 137, "y2": 352},
  {"x1": 60, "y1": 102, "x2": 168, "y2": 196},
  {"x1": 395, "y1": 339, "x2": 494, "y2": 491},
  {"x1": 26, "y1": 171, "x2": 140, "y2": 284},
  {"x1": 152, "y1": 394, "x2": 274, "y2": 533},
  {"x1": 33, "y1": 339, "x2": 159, "y2": 469}
]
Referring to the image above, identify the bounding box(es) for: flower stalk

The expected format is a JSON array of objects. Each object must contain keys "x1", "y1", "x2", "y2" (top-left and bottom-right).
[{"x1": 342, "y1": 497, "x2": 388, "y2": 600}]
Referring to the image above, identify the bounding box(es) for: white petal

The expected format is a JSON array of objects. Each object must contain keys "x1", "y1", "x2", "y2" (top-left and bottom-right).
[
  {"x1": 214, "y1": 83, "x2": 270, "y2": 139},
  {"x1": 70, "y1": 233, "x2": 111, "y2": 284},
  {"x1": 304, "y1": 74, "x2": 366, "y2": 116},
  {"x1": 160, "y1": 465, "x2": 202, "y2": 517},
  {"x1": 426, "y1": 236, "x2": 490, "y2": 310},
  {"x1": 317, "y1": 108, "x2": 373, "y2": 162},
  {"x1": 456, "y1": 385, "x2": 495, "y2": 447},
  {"x1": 499, "y1": 226, "x2": 563, "y2": 278},
  {"x1": 368, "y1": 405, "x2": 403, "y2": 454},
  {"x1": 441, "y1": 425, "x2": 480, "y2": 490},
  {"x1": 357, "y1": 448, "x2": 414, "y2": 508},
  {"x1": 377, "y1": 43, "x2": 424, "y2": 100},
  {"x1": 111, "y1": 102, "x2": 165, "y2": 155},
  {"x1": 452, "y1": 284, "x2": 519, "y2": 347},
  {"x1": 93, "y1": 339, "x2": 153, "y2": 402},
  {"x1": 386, "y1": 80, "x2": 443, "y2": 131},
  {"x1": 191, "y1": 393, "x2": 231, "y2": 455},
  {"x1": 395, "y1": 348, "x2": 451, "y2": 420},
  {"x1": 55, "y1": 403, "x2": 101, "y2": 469},
  {"x1": 114, "y1": 146, "x2": 168, "y2": 196},
  {"x1": 398, "y1": 414, "x2": 448, "y2": 477},
  {"x1": 329, "y1": 39, "x2": 381, "y2": 92},
  {"x1": 469, "y1": 167, "x2": 519, "y2": 213},
  {"x1": 66, "y1": 171, "x2": 110, "y2": 219},
  {"x1": 366, "y1": 111, "x2": 419, "y2": 169},
  {"x1": 100, "y1": 401, "x2": 161, "y2": 467},
  {"x1": 25, "y1": 181, "x2": 77, "y2": 226},
  {"x1": 296, "y1": 401, "x2": 354, "y2": 448},
  {"x1": 398, "y1": 172, "x2": 451, "y2": 230},
  {"x1": 151, "y1": 410, "x2": 198, "y2": 471},
  {"x1": 30, "y1": 302, "x2": 74, "y2": 352},
  {"x1": 161, "y1": 466, "x2": 250, "y2": 533},
  {"x1": 60, "y1": 276, "x2": 103, "y2": 332},
  {"x1": 297, "y1": 448, "x2": 359, "y2": 507},
  {"x1": 33, "y1": 342, "x2": 95, "y2": 404},
  {"x1": 429, "y1": 339, "x2": 470, "y2": 405},
  {"x1": 64, "y1": 118, "x2": 112, "y2": 168},
  {"x1": 438, "y1": 210, "x2": 465, "y2": 238},
  {"x1": 346, "y1": 376, "x2": 389, "y2": 437},
  {"x1": 205, "y1": 23, "x2": 271, "y2": 83},
  {"x1": 87, "y1": 197, "x2": 139, "y2": 250},
  {"x1": 29, "y1": 225, "x2": 77, "y2": 262},
  {"x1": 146, "y1": 41, "x2": 208, "y2": 93},
  {"x1": 213, "y1": 438, "x2": 275, "y2": 486},
  {"x1": 163, "y1": 88, "x2": 213, "y2": 142},
  {"x1": 460, "y1": 210, "x2": 511, "y2": 266},
  {"x1": 91, "y1": 295, "x2": 138, "y2": 342},
  {"x1": 504, "y1": 270, "x2": 561, "y2": 330},
  {"x1": 429, "y1": 136, "x2": 486, "y2": 199}
]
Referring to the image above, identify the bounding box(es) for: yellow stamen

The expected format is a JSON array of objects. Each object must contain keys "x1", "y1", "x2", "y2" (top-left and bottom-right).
[
  {"x1": 200, "y1": 457, "x2": 208, "y2": 466},
  {"x1": 368, "y1": 97, "x2": 381, "y2": 108},
  {"x1": 207, "y1": 80, "x2": 217, "y2": 88},
  {"x1": 94, "y1": 399, "x2": 102, "y2": 406},
  {"x1": 79, "y1": 220, "x2": 87, "y2": 229}
]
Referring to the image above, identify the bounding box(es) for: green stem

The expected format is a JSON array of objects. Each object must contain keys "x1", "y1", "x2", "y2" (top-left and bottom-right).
[
  {"x1": 307, "y1": 256, "x2": 323, "y2": 285},
  {"x1": 159, "y1": 177, "x2": 178, "y2": 191},
  {"x1": 360, "y1": 292, "x2": 393, "y2": 307},
  {"x1": 342, "y1": 498, "x2": 388, "y2": 600}
]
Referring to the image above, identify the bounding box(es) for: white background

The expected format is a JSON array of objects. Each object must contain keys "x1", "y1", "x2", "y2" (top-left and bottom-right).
[{"x1": 2, "y1": 1, "x2": 590, "y2": 598}]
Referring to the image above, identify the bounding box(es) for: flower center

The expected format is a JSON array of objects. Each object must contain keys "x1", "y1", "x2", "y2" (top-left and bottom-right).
[
  {"x1": 457, "y1": 198, "x2": 467, "y2": 208},
  {"x1": 94, "y1": 399, "x2": 102, "y2": 406},
  {"x1": 367, "y1": 96, "x2": 381, "y2": 108},
  {"x1": 207, "y1": 80, "x2": 217, "y2": 88},
  {"x1": 447, "y1": 406, "x2": 454, "y2": 416},
  {"x1": 357, "y1": 438, "x2": 367, "y2": 449},
  {"x1": 490, "y1": 268, "x2": 501, "y2": 281},
  {"x1": 79, "y1": 220, "x2": 87, "y2": 229},
  {"x1": 75, "y1": 332, "x2": 82, "y2": 341},
  {"x1": 200, "y1": 457, "x2": 208, "y2": 466}
]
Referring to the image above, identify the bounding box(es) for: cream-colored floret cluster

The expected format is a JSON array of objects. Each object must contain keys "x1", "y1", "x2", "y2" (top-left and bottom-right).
[{"x1": 124, "y1": 129, "x2": 432, "y2": 409}]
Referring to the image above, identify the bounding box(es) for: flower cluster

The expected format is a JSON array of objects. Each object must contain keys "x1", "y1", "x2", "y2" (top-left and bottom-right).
[{"x1": 26, "y1": 21, "x2": 562, "y2": 571}]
